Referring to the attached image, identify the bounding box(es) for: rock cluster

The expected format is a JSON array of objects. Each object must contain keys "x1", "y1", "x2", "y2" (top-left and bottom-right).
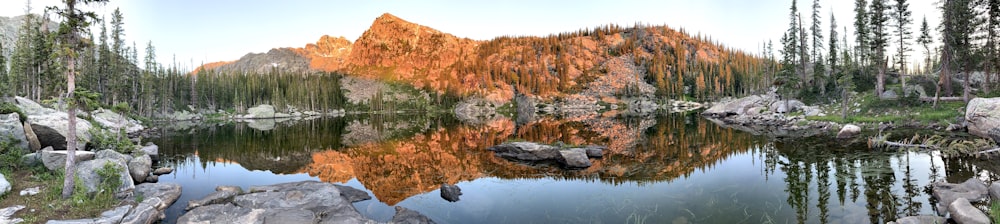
[
  {"x1": 487, "y1": 142, "x2": 606, "y2": 169},
  {"x1": 46, "y1": 182, "x2": 182, "y2": 224},
  {"x1": 701, "y1": 91, "x2": 830, "y2": 138},
  {"x1": 178, "y1": 181, "x2": 436, "y2": 224}
]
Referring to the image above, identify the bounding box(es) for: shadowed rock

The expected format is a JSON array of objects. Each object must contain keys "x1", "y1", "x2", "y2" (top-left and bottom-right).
[{"x1": 440, "y1": 184, "x2": 462, "y2": 202}]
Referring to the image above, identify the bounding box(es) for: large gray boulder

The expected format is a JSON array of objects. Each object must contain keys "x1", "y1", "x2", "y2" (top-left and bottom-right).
[
  {"x1": 966, "y1": 97, "x2": 1000, "y2": 143},
  {"x1": 703, "y1": 95, "x2": 764, "y2": 117},
  {"x1": 557, "y1": 148, "x2": 592, "y2": 169},
  {"x1": 75, "y1": 158, "x2": 135, "y2": 198},
  {"x1": 0, "y1": 113, "x2": 29, "y2": 152},
  {"x1": 0, "y1": 173, "x2": 10, "y2": 197},
  {"x1": 128, "y1": 155, "x2": 152, "y2": 184},
  {"x1": 95, "y1": 149, "x2": 132, "y2": 165},
  {"x1": 41, "y1": 149, "x2": 96, "y2": 171},
  {"x1": 769, "y1": 100, "x2": 805, "y2": 114},
  {"x1": 488, "y1": 142, "x2": 561, "y2": 161},
  {"x1": 391, "y1": 206, "x2": 437, "y2": 224},
  {"x1": 16, "y1": 96, "x2": 91, "y2": 150},
  {"x1": 118, "y1": 183, "x2": 182, "y2": 224},
  {"x1": 46, "y1": 205, "x2": 132, "y2": 224},
  {"x1": 23, "y1": 121, "x2": 40, "y2": 151},
  {"x1": 244, "y1": 104, "x2": 276, "y2": 119},
  {"x1": 92, "y1": 109, "x2": 145, "y2": 133},
  {"x1": 138, "y1": 144, "x2": 158, "y2": 160},
  {"x1": 947, "y1": 198, "x2": 991, "y2": 224},
  {"x1": 837, "y1": 124, "x2": 862, "y2": 139},
  {"x1": 932, "y1": 178, "x2": 989, "y2": 214},
  {"x1": 180, "y1": 181, "x2": 377, "y2": 223},
  {"x1": 887, "y1": 216, "x2": 947, "y2": 224}
]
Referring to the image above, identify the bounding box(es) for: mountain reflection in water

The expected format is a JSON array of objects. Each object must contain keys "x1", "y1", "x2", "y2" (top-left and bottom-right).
[{"x1": 153, "y1": 112, "x2": 997, "y2": 224}]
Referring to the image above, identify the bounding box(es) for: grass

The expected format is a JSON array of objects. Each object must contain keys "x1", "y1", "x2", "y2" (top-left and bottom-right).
[
  {"x1": 0, "y1": 157, "x2": 124, "y2": 223},
  {"x1": 806, "y1": 91, "x2": 965, "y2": 125},
  {"x1": 992, "y1": 201, "x2": 1000, "y2": 223}
]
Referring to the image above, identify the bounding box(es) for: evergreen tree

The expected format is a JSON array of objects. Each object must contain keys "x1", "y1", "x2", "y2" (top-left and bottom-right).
[
  {"x1": 812, "y1": 0, "x2": 827, "y2": 93},
  {"x1": 48, "y1": 0, "x2": 109, "y2": 199},
  {"x1": 855, "y1": 0, "x2": 870, "y2": 65},
  {"x1": 917, "y1": 16, "x2": 933, "y2": 74},
  {"x1": 984, "y1": 0, "x2": 1000, "y2": 92},
  {"x1": 869, "y1": 0, "x2": 890, "y2": 96},
  {"x1": 891, "y1": 0, "x2": 912, "y2": 92}
]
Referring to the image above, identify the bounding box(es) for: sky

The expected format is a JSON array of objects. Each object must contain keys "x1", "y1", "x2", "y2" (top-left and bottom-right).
[{"x1": 0, "y1": 0, "x2": 942, "y2": 70}]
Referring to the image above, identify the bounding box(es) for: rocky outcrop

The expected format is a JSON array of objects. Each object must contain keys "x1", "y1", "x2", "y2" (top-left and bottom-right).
[
  {"x1": 965, "y1": 97, "x2": 1000, "y2": 143},
  {"x1": 41, "y1": 148, "x2": 96, "y2": 171},
  {"x1": 947, "y1": 198, "x2": 991, "y2": 224},
  {"x1": 47, "y1": 205, "x2": 131, "y2": 224},
  {"x1": 166, "y1": 110, "x2": 202, "y2": 121},
  {"x1": 15, "y1": 97, "x2": 93, "y2": 150},
  {"x1": 932, "y1": 178, "x2": 988, "y2": 215},
  {"x1": 0, "y1": 205, "x2": 24, "y2": 224},
  {"x1": 92, "y1": 109, "x2": 145, "y2": 133},
  {"x1": 47, "y1": 183, "x2": 182, "y2": 224},
  {"x1": 0, "y1": 113, "x2": 29, "y2": 152},
  {"x1": 76, "y1": 158, "x2": 135, "y2": 198},
  {"x1": 837, "y1": 124, "x2": 862, "y2": 139},
  {"x1": 886, "y1": 216, "x2": 948, "y2": 224},
  {"x1": 391, "y1": 206, "x2": 437, "y2": 224},
  {"x1": 186, "y1": 186, "x2": 243, "y2": 210},
  {"x1": 179, "y1": 181, "x2": 436, "y2": 224},
  {"x1": 487, "y1": 142, "x2": 604, "y2": 169},
  {"x1": 701, "y1": 92, "x2": 831, "y2": 138},
  {"x1": 138, "y1": 144, "x2": 158, "y2": 160},
  {"x1": 243, "y1": 104, "x2": 276, "y2": 119},
  {"x1": 440, "y1": 184, "x2": 461, "y2": 202}
]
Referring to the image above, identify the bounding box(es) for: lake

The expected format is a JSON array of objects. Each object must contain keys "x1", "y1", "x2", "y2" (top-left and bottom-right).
[{"x1": 150, "y1": 112, "x2": 997, "y2": 224}]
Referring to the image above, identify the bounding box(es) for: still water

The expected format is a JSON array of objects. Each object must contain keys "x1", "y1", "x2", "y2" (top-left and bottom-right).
[{"x1": 151, "y1": 112, "x2": 997, "y2": 224}]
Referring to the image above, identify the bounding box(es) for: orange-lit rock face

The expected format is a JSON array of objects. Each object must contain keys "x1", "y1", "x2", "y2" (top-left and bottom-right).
[
  {"x1": 302, "y1": 35, "x2": 353, "y2": 71},
  {"x1": 296, "y1": 115, "x2": 758, "y2": 206}
]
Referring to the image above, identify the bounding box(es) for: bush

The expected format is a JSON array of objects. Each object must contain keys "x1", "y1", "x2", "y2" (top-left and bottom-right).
[
  {"x1": 0, "y1": 138, "x2": 24, "y2": 174},
  {"x1": 0, "y1": 102, "x2": 27, "y2": 123},
  {"x1": 88, "y1": 128, "x2": 135, "y2": 153}
]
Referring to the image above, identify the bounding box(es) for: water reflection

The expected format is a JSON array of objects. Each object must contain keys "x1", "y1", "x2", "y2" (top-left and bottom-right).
[{"x1": 153, "y1": 112, "x2": 996, "y2": 223}]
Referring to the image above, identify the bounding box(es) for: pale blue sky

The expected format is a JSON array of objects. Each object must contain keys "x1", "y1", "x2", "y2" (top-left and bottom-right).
[{"x1": 1, "y1": 0, "x2": 940, "y2": 70}]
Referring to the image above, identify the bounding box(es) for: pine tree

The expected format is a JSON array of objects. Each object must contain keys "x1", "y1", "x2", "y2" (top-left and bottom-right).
[
  {"x1": 855, "y1": 0, "x2": 870, "y2": 65},
  {"x1": 812, "y1": 0, "x2": 826, "y2": 93},
  {"x1": 891, "y1": 0, "x2": 912, "y2": 92},
  {"x1": 869, "y1": 0, "x2": 890, "y2": 97},
  {"x1": 984, "y1": 0, "x2": 1000, "y2": 93},
  {"x1": 917, "y1": 16, "x2": 933, "y2": 74},
  {"x1": 48, "y1": 0, "x2": 109, "y2": 199}
]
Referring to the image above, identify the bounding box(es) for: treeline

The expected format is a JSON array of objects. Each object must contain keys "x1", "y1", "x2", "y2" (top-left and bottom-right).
[
  {"x1": 465, "y1": 24, "x2": 770, "y2": 101},
  {"x1": 775, "y1": 0, "x2": 1000, "y2": 108}
]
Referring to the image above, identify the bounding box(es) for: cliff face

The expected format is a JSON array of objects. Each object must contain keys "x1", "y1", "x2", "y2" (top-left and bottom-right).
[{"x1": 200, "y1": 13, "x2": 760, "y2": 103}]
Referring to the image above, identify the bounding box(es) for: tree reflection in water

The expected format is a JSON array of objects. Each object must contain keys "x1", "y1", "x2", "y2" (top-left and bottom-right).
[{"x1": 152, "y1": 112, "x2": 999, "y2": 224}]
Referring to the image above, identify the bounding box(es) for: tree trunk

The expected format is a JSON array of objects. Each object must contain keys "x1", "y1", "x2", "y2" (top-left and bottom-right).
[{"x1": 62, "y1": 54, "x2": 77, "y2": 199}]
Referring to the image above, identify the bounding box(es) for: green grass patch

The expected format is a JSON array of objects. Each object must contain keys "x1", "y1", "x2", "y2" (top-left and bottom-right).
[
  {"x1": 992, "y1": 200, "x2": 1000, "y2": 222},
  {"x1": 808, "y1": 91, "x2": 965, "y2": 125}
]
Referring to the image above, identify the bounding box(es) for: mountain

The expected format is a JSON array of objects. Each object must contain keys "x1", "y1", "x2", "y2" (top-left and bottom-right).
[
  {"x1": 200, "y1": 13, "x2": 766, "y2": 103},
  {"x1": 0, "y1": 15, "x2": 59, "y2": 62}
]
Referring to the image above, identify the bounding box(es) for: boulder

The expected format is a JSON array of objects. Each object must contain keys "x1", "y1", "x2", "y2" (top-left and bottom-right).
[
  {"x1": 19, "y1": 187, "x2": 39, "y2": 196},
  {"x1": 75, "y1": 158, "x2": 135, "y2": 198},
  {"x1": 20, "y1": 153, "x2": 39, "y2": 167},
  {"x1": 92, "y1": 109, "x2": 145, "y2": 133},
  {"x1": 769, "y1": 100, "x2": 805, "y2": 114},
  {"x1": 23, "y1": 121, "x2": 40, "y2": 151},
  {"x1": 245, "y1": 104, "x2": 276, "y2": 119},
  {"x1": 0, "y1": 205, "x2": 25, "y2": 224},
  {"x1": 932, "y1": 178, "x2": 989, "y2": 214},
  {"x1": 947, "y1": 198, "x2": 990, "y2": 224},
  {"x1": 41, "y1": 149, "x2": 96, "y2": 171},
  {"x1": 487, "y1": 142, "x2": 561, "y2": 161},
  {"x1": 95, "y1": 149, "x2": 132, "y2": 164},
  {"x1": 14, "y1": 96, "x2": 54, "y2": 116},
  {"x1": 440, "y1": 184, "x2": 462, "y2": 202},
  {"x1": 557, "y1": 148, "x2": 592, "y2": 169},
  {"x1": 965, "y1": 97, "x2": 1000, "y2": 143},
  {"x1": 0, "y1": 173, "x2": 9, "y2": 197},
  {"x1": 187, "y1": 186, "x2": 243, "y2": 210},
  {"x1": 888, "y1": 216, "x2": 947, "y2": 224},
  {"x1": 583, "y1": 145, "x2": 606, "y2": 158},
  {"x1": 182, "y1": 181, "x2": 375, "y2": 223},
  {"x1": 128, "y1": 155, "x2": 152, "y2": 184},
  {"x1": 30, "y1": 116, "x2": 92, "y2": 151},
  {"x1": 334, "y1": 185, "x2": 371, "y2": 203},
  {"x1": 144, "y1": 175, "x2": 158, "y2": 183},
  {"x1": 120, "y1": 198, "x2": 163, "y2": 224},
  {"x1": 990, "y1": 182, "x2": 1000, "y2": 201},
  {"x1": 46, "y1": 204, "x2": 132, "y2": 224},
  {"x1": 880, "y1": 90, "x2": 898, "y2": 99},
  {"x1": 138, "y1": 144, "x2": 158, "y2": 159},
  {"x1": 837, "y1": 125, "x2": 862, "y2": 139},
  {"x1": 133, "y1": 183, "x2": 182, "y2": 210},
  {"x1": 0, "y1": 113, "x2": 29, "y2": 152},
  {"x1": 392, "y1": 206, "x2": 437, "y2": 224},
  {"x1": 262, "y1": 208, "x2": 316, "y2": 224},
  {"x1": 703, "y1": 95, "x2": 764, "y2": 117},
  {"x1": 152, "y1": 167, "x2": 173, "y2": 175}
]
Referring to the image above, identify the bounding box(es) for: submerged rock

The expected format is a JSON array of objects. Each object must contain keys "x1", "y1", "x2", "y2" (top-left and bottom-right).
[
  {"x1": 887, "y1": 216, "x2": 947, "y2": 224},
  {"x1": 440, "y1": 184, "x2": 462, "y2": 202},
  {"x1": 932, "y1": 178, "x2": 988, "y2": 214},
  {"x1": 487, "y1": 142, "x2": 604, "y2": 169}
]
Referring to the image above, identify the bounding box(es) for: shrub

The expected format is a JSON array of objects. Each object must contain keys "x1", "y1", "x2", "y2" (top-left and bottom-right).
[
  {"x1": 88, "y1": 128, "x2": 136, "y2": 153},
  {"x1": 0, "y1": 102, "x2": 27, "y2": 122}
]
